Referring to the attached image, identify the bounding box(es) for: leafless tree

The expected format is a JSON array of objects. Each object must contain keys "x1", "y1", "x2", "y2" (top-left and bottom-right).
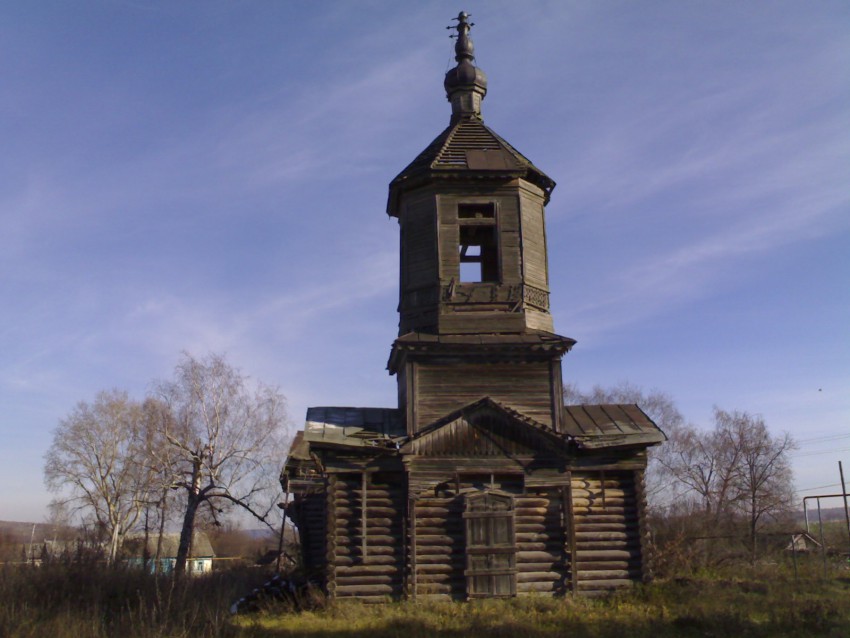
[
  {"x1": 43, "y1": 390, "x2": 156, "y2": 563},
  {"x1": 564, "y1": 385, "x2": 796, "y2": 562},
  {"x1": 715, "y1": 408, "x2": 796, "y2": 562},
  {"x1": 654, "y1": 406, "x2": 795, "y2": 563},
  {"x1": 151, "y1": 352, "x2": 289, "y2": 575}
]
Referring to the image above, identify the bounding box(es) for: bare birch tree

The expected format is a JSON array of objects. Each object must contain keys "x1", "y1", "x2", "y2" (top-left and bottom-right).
[
  {"x1": 152, "y1": 352, "x2": 289, "y2": 575},
  {"x1": 44, "y1": 389, "x2": 155, "y2": 563}
]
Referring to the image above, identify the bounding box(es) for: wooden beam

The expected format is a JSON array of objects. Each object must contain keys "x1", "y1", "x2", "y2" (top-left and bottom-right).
[
  {"x1": 565, "y1": 472, "x2": 577, "y2": 594},
  {"x1": 361, "y1": 471, "x2": 368, "y2": 560}
]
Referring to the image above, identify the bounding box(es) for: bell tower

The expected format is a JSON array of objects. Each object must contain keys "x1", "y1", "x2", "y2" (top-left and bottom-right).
[{"x1": 388, "y1": 12, "x2": 575, "y2": 435}]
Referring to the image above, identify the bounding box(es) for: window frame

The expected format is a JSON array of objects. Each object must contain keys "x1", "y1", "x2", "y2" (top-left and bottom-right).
[{"x1": 457, "y1": 203, "x2": 500, "y2": 284}]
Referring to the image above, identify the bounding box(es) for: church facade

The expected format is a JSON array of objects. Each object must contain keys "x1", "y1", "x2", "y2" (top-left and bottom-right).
[{"x1": 282, "y1": 13, "x2": 665, "y2": 600}]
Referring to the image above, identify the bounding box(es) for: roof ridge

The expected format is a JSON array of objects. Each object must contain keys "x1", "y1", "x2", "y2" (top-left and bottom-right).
[{"x1": 432, "y1": 119, "x2": 467, "y2": 167}]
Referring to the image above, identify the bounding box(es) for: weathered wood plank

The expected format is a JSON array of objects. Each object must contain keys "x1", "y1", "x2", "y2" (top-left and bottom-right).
[
  {"x1": 334, "y1": 584, "x2": 397, "y2": 597},
  {"x1": 575, "y1": 550, "x2": 638, "y2": 561},
  {"x1": 578, "y1": 570, "x2": 641, "y2": 581},
  {"x1": 333, "y1": 555, "x2": 401, "y2": 567},
  {"x1": 516, "y1": 571, "x2": 563, "y2": 584},
  {"x1": 576, "y1": 580, "x2": 633, "y2": 591}
]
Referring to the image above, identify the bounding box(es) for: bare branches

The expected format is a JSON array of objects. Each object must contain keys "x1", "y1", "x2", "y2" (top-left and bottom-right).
[
  {"x1": 42, "y1": 354, "x2": 291, "y2": 571},
  {"x1": 566, "y1": 383, "x2": 796, "y2": 563},
  {"x1": 153, "y1": 352, "x2": 289, "y2": 575},
  {"x1": 43, "y1": 390, "x2": 157, "y2": 563}
]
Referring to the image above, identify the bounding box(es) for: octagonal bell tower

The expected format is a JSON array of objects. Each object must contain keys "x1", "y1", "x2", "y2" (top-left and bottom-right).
[{"x1": 387, "y1": 12, "x2": 575, "y2": 435}]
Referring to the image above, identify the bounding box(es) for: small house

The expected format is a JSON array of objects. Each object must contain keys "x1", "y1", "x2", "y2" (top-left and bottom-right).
[
  {"x1": 125, "y1": 531, "x2": 215, "y2": 575},
  {"x1": 786, "y1": 532, "x2": 822, "y2": 554}
]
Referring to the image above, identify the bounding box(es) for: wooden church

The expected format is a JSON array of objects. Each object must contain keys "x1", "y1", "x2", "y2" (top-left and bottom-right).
[{"x1": 282, "y1": 12, "x2": 665, "y2": 600}]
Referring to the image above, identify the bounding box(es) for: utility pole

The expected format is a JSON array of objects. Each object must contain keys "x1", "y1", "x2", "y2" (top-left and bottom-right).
[{"x1": 839, "y1": 461, "x2": 850, "y2": 553}]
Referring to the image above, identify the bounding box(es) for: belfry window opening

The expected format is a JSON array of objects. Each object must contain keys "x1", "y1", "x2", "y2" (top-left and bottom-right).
[{"x1": 458, "y1": 203, "x2": 498, "y2": 283}]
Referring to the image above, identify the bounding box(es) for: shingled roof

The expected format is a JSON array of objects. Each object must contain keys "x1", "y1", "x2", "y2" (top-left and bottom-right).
[{"x1": 387, "y1": 117, "x2": 556, "y2": 216}]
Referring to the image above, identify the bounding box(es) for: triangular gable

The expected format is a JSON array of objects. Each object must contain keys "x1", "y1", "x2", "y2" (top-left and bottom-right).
[{"x1": 401, "y1": 397, "x2": 569, "y2": 458}]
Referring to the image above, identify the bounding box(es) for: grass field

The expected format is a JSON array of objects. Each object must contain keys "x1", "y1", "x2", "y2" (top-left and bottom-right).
[
  {"x1": 237, "y1": 577, "x2": 850, "y2": 638},
  {"x1": 3, "y1": 562, "x2": 850, "y2": 637}
]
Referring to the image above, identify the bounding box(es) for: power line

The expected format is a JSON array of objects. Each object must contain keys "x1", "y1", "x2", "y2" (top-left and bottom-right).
[
  {"x1": 796, "y1": 433, "x2": 850, "y2": 445},
  {"x1": 792, "y1": 446, "x2": 850, "y2": 459},
  {"x1": 797, "y1": 483, "x2": 841, "y2": 493}
]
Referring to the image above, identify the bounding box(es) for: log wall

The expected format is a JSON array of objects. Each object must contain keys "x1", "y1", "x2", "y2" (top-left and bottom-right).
[
  {"x1": 409, "y1": 474, "x2": 568, "y2": 600},
  {"x1": 294, "y1": 466, "x2": 648, "y2": 600},
  {"x1": 514, "y1": 487, "x2": 569, "y2": 596},
  {"x1": 327, "y1": 472, "x2": 407, "y2": 601},
  {"x1": 571, "y1": 470, "x2": 642, "y2": 595}
]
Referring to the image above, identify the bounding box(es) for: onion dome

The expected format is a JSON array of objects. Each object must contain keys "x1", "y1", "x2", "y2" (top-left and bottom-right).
[{"x1": 444, "y1": 12, "x2": 488, "y2": 122}]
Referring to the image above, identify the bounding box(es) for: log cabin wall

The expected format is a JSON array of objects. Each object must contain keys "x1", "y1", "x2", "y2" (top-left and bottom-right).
[
  {"x1": 570, "y1": 470, "x2": 644, "y2": 595},
  {"x1": 408, "y1": 471, "x2": 570, "y2": 600},
  {"x1": 326, "y1": 471, "x2": 407, "y2": 601},
  {"x1": 514, "y1": 486, "x2": 569, "y2": 596}
]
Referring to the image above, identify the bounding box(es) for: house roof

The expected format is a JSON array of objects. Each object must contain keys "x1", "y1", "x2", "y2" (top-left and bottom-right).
[
  {"x1": 284, "y1": 399, "x2": 664, "y2": 463},
  {"x1": 126, "y1": 531, "x2": 215, "y2": 559},
  {"x1": 302, "y1": 406, "x2": 405, "y2": 448},
  {"x1": 562, "y1": 404, "x2": 666, "y2": 449}
]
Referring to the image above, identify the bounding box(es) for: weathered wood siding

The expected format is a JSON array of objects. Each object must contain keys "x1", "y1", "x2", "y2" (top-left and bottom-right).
[
  {"x1": 399, "y1": 194, "x2": 439, "y2": 334},
  {"x1": 435, "y1": 192, "x2": 522, "y2": 287},
  {"x1": 517, "y1": 184, "x2": 548, "y2": 290},
  {"x1": 414, "y1": 362, "x2": 555, "y2": 429},
  {"x1": 327, "y1": 472, "x2": 407, "y2": 601},
  {"x1": 393, "y1": 182, "x2": 555, "y2": 336},
  {"x1": 401, "y1": 195, "x2": 438, "y2": 290},
  {"x1": 571, "y1": 470, "x2": 643, "y2": 594}
]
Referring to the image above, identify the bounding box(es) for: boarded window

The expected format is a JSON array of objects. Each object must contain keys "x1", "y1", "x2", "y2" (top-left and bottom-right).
[
  {"x1": 463, "y1": 490, "x2": 516, "y2": 598},
  {"x1": 458, "y1": 204, "x2": 498, "y2": 283}
]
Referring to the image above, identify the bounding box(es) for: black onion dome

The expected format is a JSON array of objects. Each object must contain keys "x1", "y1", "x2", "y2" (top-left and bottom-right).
[
  {"x1": 444, "y1": 12, "x2": 487, "y2": 102},
  {"x1": 444, "y1": 60, "x2": 487, "y2": 94}
]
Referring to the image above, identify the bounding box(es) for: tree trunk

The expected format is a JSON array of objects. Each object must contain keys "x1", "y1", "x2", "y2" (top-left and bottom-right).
[
  {"x1": 175, "y1": 463, "x2": 202, "y2": 576},
  {"x1": 749, "y1": 495, "x2": 757, "y2": 566},
  {"x1": 155, "y1": 490, "x2": 168, "y2": 574},
  {"x1": 108, "y1": 509, "x2": 121, "y2": 565}
]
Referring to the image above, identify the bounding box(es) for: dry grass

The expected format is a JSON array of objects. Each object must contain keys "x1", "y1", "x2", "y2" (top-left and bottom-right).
[
  {"x1": 0, "y1": 560, "x2": 260, "y2": 637},
  {"x1": 3, "y1": 560, "x2": 850, "y2": 638}
]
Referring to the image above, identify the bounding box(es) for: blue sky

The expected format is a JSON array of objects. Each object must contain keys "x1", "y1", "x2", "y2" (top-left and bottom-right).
[{"x1": 2, "y1": 1, "x2": 848, "y2": 522}]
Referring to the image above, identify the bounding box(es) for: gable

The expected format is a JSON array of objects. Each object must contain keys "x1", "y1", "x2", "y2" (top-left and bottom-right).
[{"x1": 401, "y1": 399, "x2": 568, "y2": 458}]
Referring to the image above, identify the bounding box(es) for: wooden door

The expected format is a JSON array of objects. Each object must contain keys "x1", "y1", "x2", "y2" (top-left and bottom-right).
[{"x1": 463, "y1": 491, "x2": 516, "y2": 598}]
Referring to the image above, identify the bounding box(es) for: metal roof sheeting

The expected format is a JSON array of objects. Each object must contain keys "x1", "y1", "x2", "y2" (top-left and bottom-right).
[
  {"x1": 303, "y1": 406, "x2": 404, "y2": 447},
  {"x1": 562, "y1": 404, "x2": 666, "y2": 448}
]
